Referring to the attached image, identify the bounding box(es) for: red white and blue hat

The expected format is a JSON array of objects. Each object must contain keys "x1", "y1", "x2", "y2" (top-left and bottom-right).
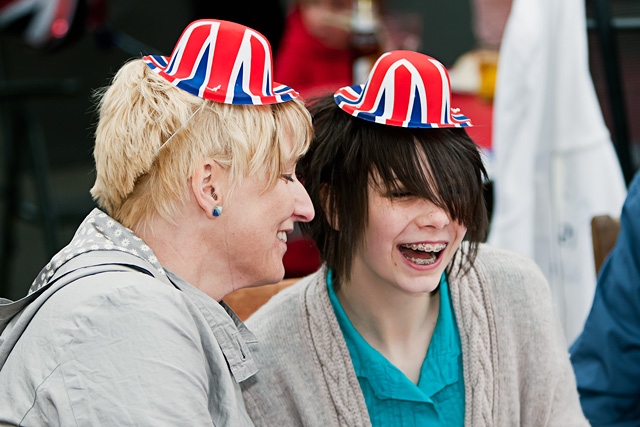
[
  {"x1": 143, "y1": 19, "x2": 299, "y2": 105},
  {"x1": 334, "y1": 50, "x2": 472, "y2": 128}
]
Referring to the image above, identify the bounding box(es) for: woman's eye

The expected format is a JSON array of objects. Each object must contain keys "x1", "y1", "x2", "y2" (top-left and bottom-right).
[{"x1": 281, "y1": 174, "x2": 295, "y2": 183}]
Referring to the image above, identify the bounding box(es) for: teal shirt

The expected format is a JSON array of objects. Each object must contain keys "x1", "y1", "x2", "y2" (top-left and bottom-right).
[{"x1": 327, "y1": 272, "x2": 465, "y2": 426}]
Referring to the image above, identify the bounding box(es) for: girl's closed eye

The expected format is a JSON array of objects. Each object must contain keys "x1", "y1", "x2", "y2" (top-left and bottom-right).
[
  {"x1": 387, "y1": 189, "x2": 414, "y2": 199},
  {"x1": 392, "y1": 192, "x2": 412, "y2": 198}
]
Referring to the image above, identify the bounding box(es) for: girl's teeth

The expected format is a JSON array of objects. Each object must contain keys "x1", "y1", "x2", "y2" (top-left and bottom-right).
[
  {"x1": 405, "y1": 243, "x2": 446, "y2": 252},
  {"x1": 277, "y1": 232, "x2": 287, "y2": 242},
  {"x1": 407, "y1": 256, "x2": 437, "y2": 265}
]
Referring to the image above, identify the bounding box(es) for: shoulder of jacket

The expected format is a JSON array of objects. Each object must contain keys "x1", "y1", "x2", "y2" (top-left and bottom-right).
[{"x1": 45, "y1": 269, "x2": 186, "y2": 318}]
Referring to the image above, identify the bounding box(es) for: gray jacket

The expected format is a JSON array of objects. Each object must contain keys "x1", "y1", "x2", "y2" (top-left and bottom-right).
[{"x1": 0, "y1": 209, "x2": 256, "y2": 426}]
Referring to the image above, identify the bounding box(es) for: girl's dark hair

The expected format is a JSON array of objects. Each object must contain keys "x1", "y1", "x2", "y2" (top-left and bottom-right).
[{"x1": 299, "y1": 95, "x2": 489, "y2": 288}]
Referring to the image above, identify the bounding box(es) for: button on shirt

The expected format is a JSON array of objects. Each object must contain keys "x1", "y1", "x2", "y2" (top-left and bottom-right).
[{"x1": 327, "y1": 271, "x2": 465, "y2": 426}]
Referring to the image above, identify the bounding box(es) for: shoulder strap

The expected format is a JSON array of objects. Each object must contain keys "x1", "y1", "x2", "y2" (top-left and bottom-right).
[
  {"x1": 1, "y1": 255, "x2": 155, "y2": 325},
  {"x1": 0, "y1": 258, "x2": 156, "y2": 370}
]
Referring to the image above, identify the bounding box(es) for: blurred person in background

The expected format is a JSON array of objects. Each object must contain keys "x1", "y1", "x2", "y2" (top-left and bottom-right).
[
  {"x1": 241, "y1": 50, "x2": 588, "y2": 426},
  {"x1": 275, "y1": 0, "x2": 355, "y2": 99},
  {"x1": 570, "y1": 170, "x2": 640, "y2": 427},
  {"x1": 275, "y1": 0, "x2": 409, "y2": 99},
  {"x1": 0, "y1": 18, "x2": 313, "y2": 426}
]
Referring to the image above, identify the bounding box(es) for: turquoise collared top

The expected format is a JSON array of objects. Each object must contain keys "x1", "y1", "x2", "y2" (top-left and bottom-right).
[{"x1": 327, "y1": 271, "x2": 465, "y2": 426}]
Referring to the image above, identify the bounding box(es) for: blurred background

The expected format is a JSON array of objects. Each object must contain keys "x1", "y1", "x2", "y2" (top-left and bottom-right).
[{"x1": 1, "y1": 0, "x2": 639, "y2": 311}]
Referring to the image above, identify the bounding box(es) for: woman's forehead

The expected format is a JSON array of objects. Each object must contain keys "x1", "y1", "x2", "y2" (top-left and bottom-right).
[{"x1": 279, "y1": 131, "x2": 306, "y2": 166}]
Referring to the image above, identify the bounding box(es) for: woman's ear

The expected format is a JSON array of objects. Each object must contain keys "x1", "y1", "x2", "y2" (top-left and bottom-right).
[
  {"x1": 191, "y1": 157, "x2": 226, "y2": 218},
  {"x1": 320, "y1": 184, "x2": 339, "y2": 230}
]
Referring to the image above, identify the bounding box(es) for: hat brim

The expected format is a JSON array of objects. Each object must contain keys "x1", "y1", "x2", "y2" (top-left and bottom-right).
[
  {"x1": 144, "y1": 55, "x2": 299, "y2": 106},
  {"x1": 334, "y1": 84, "x2": 473, "y2": 128}
]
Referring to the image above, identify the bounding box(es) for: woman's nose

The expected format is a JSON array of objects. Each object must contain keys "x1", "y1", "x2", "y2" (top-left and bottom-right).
[{"x1": 293, "y1": 182, "x2": 315, "y2": 222}]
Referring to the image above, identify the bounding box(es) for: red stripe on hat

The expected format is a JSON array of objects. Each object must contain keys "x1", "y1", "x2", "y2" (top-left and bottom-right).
[
  {"x1": 356, "y1": 54, "x2": 394, "y2": 113},
  {"x1": 421, "y1": 60, "x2": 444, "y2": 125},
  {"x1": 389, "y1": 65, "x2": 411, "y2": 124},
  {"x1": 207, "y1": 22, "x2": 245, "y2": 100},
  {"x1": 170, "y1": 23, "x2": 213, "y2": 82}
]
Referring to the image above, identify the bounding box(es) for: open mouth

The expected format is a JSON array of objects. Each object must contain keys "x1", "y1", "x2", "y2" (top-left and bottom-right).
[{"x1": 399, "y1": 242, "x2": 447, "y2": 266}]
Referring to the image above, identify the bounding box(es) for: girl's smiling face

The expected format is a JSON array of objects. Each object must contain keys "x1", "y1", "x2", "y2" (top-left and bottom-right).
[{"x1": 348, "y1": 172, "x2": 467, "y2": 295}]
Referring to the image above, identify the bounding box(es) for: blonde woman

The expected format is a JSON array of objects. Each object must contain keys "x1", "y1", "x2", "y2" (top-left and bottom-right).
[{"x1": 0, "y1": 19, "x2": 313, "y2": 426}]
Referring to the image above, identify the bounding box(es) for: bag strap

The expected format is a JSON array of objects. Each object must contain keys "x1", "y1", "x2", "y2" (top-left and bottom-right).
[{"x1": 0, "y1": 260, "x2": 156, "y2": 370}]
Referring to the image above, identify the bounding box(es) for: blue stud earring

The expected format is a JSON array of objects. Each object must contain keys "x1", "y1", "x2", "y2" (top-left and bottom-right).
[{"x1": 213, "y1": 206, "x2": 223, "y2": 217}]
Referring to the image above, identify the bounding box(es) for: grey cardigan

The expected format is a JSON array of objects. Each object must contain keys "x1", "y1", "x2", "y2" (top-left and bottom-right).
[{"x1": 242, "y1": 244, "x2": 589, "y2": 426}]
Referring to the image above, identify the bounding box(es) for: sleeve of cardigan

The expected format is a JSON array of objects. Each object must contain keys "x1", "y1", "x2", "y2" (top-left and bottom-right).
[
  {"x1": 512, "y1": 253, "x2": 590, "y2": 427},
  {"x1": 479, "y1": 244, "x2": 589, "y2": 426},
  {"x1": 545, "y1": 307, "x2": 592, "y2": 427},
  {"x1": 570, "y1": 171, "x2": 640, "y2": 427}
]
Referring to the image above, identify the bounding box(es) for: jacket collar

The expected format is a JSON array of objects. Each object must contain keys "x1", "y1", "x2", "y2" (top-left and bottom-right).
[{"x1": 165, "y1": 269, "x2": 258, "y2": 382}]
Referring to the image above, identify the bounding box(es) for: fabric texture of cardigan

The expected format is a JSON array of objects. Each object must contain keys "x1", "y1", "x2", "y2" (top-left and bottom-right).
[{"x1": 241, "y1": 244, "x2": 589, "y2": 426}]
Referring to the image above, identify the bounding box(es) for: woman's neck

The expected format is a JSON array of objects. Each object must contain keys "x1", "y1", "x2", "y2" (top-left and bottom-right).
[{"x1": 134, "y1": 212, "x2": 234, "y2": 301}]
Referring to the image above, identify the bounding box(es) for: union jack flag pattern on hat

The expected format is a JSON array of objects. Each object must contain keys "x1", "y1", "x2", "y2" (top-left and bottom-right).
[
  {"x1": 143, "y1": 19, "x2": 299, "y2": 105},
  {"x1": 334, "y1": 50, "x2": 472, "y2": 128}
]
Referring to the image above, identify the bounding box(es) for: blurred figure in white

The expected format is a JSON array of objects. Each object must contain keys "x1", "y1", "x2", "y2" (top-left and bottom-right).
[{"x1": 489, "y1": 0, "x2": 627, "y2": 344}]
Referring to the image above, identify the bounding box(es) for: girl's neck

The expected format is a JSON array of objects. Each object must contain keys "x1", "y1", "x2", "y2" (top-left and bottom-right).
[{"x1": 335, "y1": 274, "x2": 440, "y2": 383}]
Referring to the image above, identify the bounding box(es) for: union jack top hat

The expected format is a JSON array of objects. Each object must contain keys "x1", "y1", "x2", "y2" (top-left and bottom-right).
[
  {"x1": 334, "y1": 50, "x2": 472, "y2": 128},
  {"x1": 142, "y1": 19, "x2": 299, "y2": 105}
]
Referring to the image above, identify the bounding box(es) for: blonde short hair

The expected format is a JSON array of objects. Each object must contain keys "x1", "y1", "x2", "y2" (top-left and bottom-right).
[{"x1": 91, "y1": 59, "x2": 312, "y2": 229}]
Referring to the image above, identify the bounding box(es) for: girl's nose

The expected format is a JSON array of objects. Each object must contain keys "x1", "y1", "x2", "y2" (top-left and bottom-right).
[{"x1": 418, "y1": 202, "x2": 450, "y2": 229}]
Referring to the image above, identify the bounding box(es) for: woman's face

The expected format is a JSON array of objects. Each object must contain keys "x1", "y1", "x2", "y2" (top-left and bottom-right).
[
  {"x1": 220, "y1": 136, "x2": 314, "y2": 289},
  {"x1": 349, "y1": 176, "x2": 467, "y2": 295}
]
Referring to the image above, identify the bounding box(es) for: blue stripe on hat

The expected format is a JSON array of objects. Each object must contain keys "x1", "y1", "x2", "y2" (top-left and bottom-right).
[
  {"x1": 231, "y1": 64, "x2": 254, "y2": 105},
  {"x1": 410, "y1": 86, "x2": 423, "y2": 125},
  {"x1": 175, "y1": 45, "x2": 210, "y2": 96},
  {"x1": 370, "y1": 90, "x2": 387, "y2": 119},
  {"x1": 442, "y1": 96, "x2": 451, "y2": 124}
]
